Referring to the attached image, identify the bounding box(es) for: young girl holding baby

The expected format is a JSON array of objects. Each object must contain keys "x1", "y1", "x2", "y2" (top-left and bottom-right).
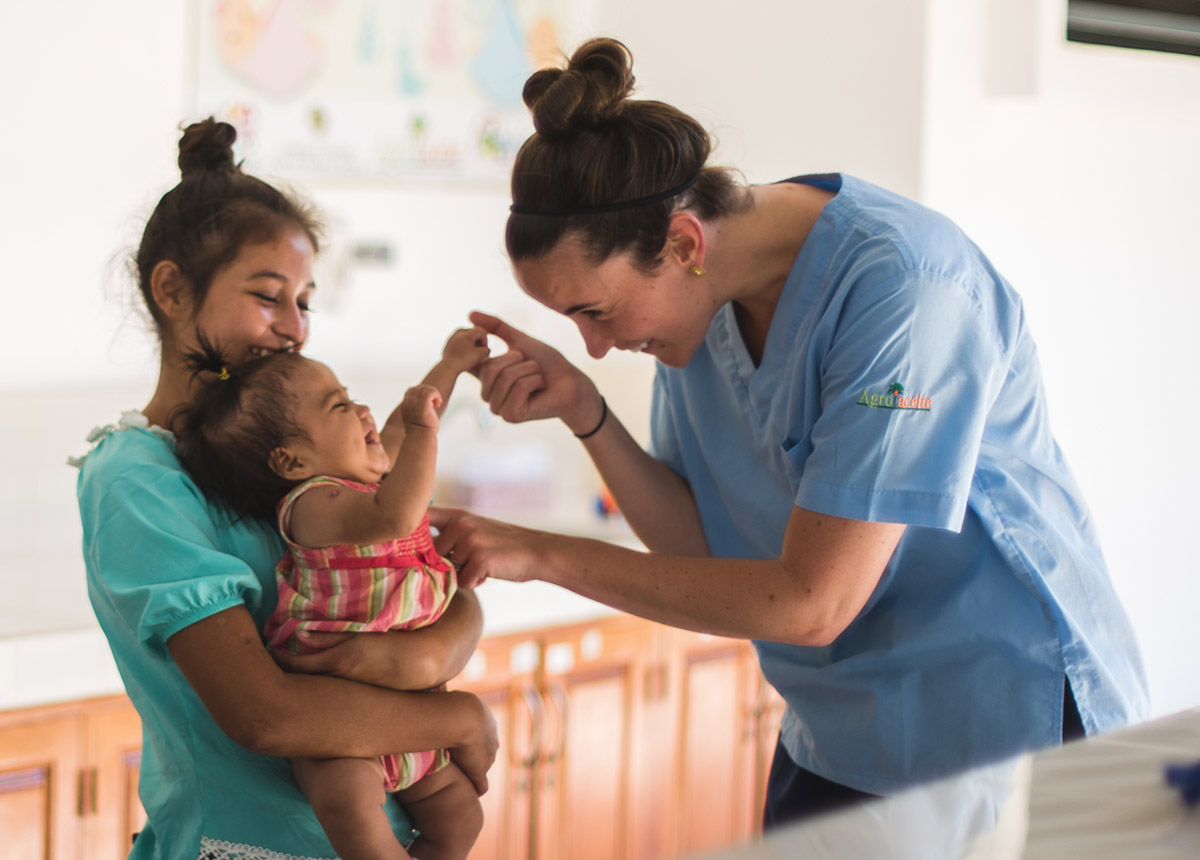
[
  {"x1": 174, "y1": 326, "x2": 490, "y2": 860},
  {"x1": 75, "y1": 117, "x2": 496, "y2": 860}
]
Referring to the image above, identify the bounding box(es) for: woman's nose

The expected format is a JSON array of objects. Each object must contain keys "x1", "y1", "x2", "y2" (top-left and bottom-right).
[
  {"x1": 356, "y1": 403, "x2": 371, "y2": 420},
  {"x1": 578, "y1": 321, "x2": 613, "y2": 360},
  {"x1": 273, "y1": 301, "x2": 308, "y2": 345}
]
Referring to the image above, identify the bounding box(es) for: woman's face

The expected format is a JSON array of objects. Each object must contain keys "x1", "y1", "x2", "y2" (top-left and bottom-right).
[
  {"x1": 178, "y1": 227, "x2": 317, "y2": 365},
  {"x1": 512, "y1": 235, "x2": 717, "y2": 368}
]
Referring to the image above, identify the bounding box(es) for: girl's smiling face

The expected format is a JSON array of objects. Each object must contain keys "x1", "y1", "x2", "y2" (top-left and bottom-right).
[
  {"x1": 278, "y1": 360, "x2": 391, "y2": 484},
  {"x1": 177, "y1": 227, "x2": 317, "y2": 365}
]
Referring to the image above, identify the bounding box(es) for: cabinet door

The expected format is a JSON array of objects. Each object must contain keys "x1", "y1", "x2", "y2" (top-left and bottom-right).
[
  {"x1": 535, "y1": 616, "x2": 651, "y2": 860},
  {"x1": 84, "y1": 698, "x2": 146, "y2": 860},
  {"x1": 670, "y1": 633, "x2": 758, "y2": 857},
  {"x1": 452, "y1": 634, "x2": 542, "y2": 860},
  {"x1": 0, "y1": 710, "x2": 82, "y2": 860}
]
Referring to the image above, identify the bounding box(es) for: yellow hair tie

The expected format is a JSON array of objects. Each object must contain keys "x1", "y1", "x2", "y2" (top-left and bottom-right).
[{"x1": 217, "y1": 367, "x2": 230, "y2": 381}]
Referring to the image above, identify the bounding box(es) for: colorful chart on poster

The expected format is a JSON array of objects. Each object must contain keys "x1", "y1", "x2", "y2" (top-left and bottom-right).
[{"x1": 195, "y1": 0, "x2": 591, "y2": 182}]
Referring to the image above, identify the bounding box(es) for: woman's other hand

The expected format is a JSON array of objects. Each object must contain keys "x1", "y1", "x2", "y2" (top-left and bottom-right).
[
  {"x1": 469, "y1": 311, "x2": 602, "y2": 435},
  {"x1": 446, "y1": 690, "x2": 500, "y2": 795},
  {"x1": 430, "y1": 505, "x2": 551, "y2": 589}
]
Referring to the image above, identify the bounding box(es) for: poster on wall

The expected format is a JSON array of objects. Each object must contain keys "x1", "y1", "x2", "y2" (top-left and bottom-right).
[{"x1": 192, "y1": 0, "x2": 594, "y2": 184}]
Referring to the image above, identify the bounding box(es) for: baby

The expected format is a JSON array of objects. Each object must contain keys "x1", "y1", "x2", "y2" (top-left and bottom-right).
[{"x1": 175, "y1": 327, "x2": 489, "y2": 860}]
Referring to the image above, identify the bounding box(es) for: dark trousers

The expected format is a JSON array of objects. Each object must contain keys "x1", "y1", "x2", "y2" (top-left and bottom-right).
[{"x1": 763, "y1": 680, "x2": 1086, "y2": 830}]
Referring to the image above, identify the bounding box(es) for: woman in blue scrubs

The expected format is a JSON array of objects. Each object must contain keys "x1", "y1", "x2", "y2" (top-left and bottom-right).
[{"x1": 430, "y1": 37, "x2": 1149, "y2": 825}]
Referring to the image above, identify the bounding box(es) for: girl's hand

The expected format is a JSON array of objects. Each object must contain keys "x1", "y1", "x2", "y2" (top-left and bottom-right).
[
  {"x1": 469, "y1": 311, "x2": 603, "y2": 435},
  {"x1": 399, "y1": 383, "x2": 442, "y2": 431},
  {"x1": 430, "y1": 505, "x2": 549, "y2": 589},
  {"x1": 271, "y1": 631, "x2": 357, "y2": 676},
  {"x1": 447, "y1": 691, "x2": 500, "y2": 795},
  {"x1": 441, "y1": 326, "x2": 491, "y2": 375}
]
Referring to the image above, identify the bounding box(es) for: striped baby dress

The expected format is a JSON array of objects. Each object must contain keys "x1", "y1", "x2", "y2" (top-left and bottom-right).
[{"x1": 263, "y1": 475, "x2": 457, "y2": 790}]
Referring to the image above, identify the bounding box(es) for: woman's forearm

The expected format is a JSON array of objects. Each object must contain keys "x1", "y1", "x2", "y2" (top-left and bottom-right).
[
  {"x1": 437, "y1": 507, "x2": 903, "y2": 648},
  {"x1": 575, "y1": 405, "x2": 709, "y2": 556},
  {"x1": 537, "y1": 537, "x2": 812, "y2": 641},
  {"x1": 169, "y1": 607, "x2": 496, "y2": 782},
  {"x1": 260, "y1": 676, "x2": 498, "y2": 795},
  {"x1": 543, "y1": 508, "x2": 903, "y2": 646},
  {"x1": 253, "y1": 679, "x2": 481, "y2": 759}
]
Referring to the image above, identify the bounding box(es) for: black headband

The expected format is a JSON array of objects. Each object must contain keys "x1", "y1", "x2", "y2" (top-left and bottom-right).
[{"x1": 509, "y1": 174, "x2": 700, "y2": 217}]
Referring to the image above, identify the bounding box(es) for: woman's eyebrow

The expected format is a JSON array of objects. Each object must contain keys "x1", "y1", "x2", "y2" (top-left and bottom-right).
[
  {"x1": 246, "y1": 270, "x2": 287, "y2": 282},
  {"x1": 246, "y1": 271, "x2": 318, "y2": 290}
]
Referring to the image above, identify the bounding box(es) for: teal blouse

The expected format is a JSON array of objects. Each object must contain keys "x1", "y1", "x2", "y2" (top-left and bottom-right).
[{"x1": 75, "y1": 414, "x2": 415, "y2": 860}]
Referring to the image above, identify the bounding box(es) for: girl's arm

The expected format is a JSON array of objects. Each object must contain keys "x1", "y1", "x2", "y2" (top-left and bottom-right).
[
  {"x1": 169, "y1": 604, "x2": 498, "y2": 794},
  {"x1": 272, "y1": 588, "x2": 483, "y2": 690},
  {"x1": 289, "y1": 384, "x2": 442, "y2": 548},
  {"x1": 289, "y1": 326, "x2": 491, "y2": 548},
  {"x1": 380, "y1": 326, "x2": 490, "y2": 463}
]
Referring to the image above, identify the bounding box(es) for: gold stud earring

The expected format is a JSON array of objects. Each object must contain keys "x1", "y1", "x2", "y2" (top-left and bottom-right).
[{"x1": 688, "y1": 265, "x2": 707, "y2": 277}]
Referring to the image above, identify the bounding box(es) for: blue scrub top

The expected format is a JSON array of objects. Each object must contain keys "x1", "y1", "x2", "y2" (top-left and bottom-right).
[
  {"x1": 650, "y1": 174, "x2": 1149, "y2": 794},
  {"x1": 75, "y1": 415, "x2": 416, "y2": 860}
]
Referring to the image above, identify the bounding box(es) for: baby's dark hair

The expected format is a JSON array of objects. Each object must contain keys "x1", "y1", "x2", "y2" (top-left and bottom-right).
[{"x1": 173, "y1": 335, "x2": 312, "y2": 522}]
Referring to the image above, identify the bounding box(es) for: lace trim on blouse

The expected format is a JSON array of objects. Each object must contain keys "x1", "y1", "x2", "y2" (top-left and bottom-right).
[
  {"x1": 67, "y1": 410, "x2": 174, "y2": 468},
  {"x1": 196, "y1": 836, "x2": 335, "y2": 860}
]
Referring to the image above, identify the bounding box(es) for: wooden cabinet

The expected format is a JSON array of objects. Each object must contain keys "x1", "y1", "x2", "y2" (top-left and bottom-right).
[
  {"x1": 0, "y1": 696, "x2": 144, "y2": 860},
  {"x1": 666, "y1": 629, "x2": 784, "y2": 858},
  {"x1": 450, "y1": 615, "x2": 784, "y2": 860},
  {"x1": 0, "y1": 707, "x2": 79, "y2": 860},
  {"x1": 1, "y1": 617, "x2": 781, "y2": 860},
  {"x1": 81, "y1": 700, "x2": 145, "y2": 860}
]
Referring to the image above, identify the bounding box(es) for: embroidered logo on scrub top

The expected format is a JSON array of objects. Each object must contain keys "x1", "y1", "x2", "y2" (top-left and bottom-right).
[{"x1": 856, "y1": 381, "x2": 932, "y2": 412}]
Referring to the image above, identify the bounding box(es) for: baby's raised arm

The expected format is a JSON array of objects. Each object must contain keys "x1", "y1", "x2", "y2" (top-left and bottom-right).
[
  {"x1": 288, "y1": 327, "x2": 489, "y2": 549},
  {"x1": 379, "y1": 326, "x2": 489, "y2": 461},
  {"x1": 288, "y1": 385, "x2": 442, "y2": 548}
]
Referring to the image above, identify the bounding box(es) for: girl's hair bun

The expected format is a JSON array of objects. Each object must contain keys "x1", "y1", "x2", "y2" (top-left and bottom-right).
[
  {"x1": 523, "y1": 37, "x2": 635, "y2": 139},
  {"x1": 177, "y1": 117, "x2": 238, "y2": 177}
]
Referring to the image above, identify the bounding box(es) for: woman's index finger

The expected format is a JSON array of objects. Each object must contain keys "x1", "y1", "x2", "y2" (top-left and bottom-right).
[{"x1": 469, "y1": 310, "x2": 528, "y2": 349}]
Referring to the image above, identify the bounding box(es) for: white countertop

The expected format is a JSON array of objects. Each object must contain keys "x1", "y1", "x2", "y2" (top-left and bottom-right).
[
  {"x1": 691, "y1": 708, "x2": 1200, "y2": 859},
  {"x1": 0, "y1": 510, "x2": 635, "y2": 712}
]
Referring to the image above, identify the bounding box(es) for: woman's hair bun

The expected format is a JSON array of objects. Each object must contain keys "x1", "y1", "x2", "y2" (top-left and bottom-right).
[
  {"x1": 523, "y1": 37, "x2": 635, "y2": 139},
  {"x1": 177, "y1": 117, "x2": 238, "y2": 177}
]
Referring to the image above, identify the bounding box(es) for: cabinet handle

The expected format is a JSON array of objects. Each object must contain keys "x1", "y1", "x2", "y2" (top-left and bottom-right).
[
  {"x1": 744, "y1": 680, "x2": 767, "y2": 739},
  {"x1": 76, "y1": 766, "x2": 98, "y2": 817},
  {"x1": 542, "y1": 681, "x2": 569, "y2": 765},
  {"x1": 515, "y1": 683, "x2": 544, "y2": 770}
]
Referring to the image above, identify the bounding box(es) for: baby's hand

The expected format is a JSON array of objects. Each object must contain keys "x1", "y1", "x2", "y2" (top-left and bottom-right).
[
  {"x1": 400, "y1": 384, "x2": 443, "y2": 431},
  {"x1": 442, "y1": 326, "x2": 491, "y2": 375}
]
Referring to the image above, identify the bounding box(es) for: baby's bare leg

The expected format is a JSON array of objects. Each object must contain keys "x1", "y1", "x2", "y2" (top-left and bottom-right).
[
  {"x1": 292, "y1": 756, "x2": 410, "y2": 860},
  {"x1": 394, "y1": 762, "x2": 483, "y2": 860}
]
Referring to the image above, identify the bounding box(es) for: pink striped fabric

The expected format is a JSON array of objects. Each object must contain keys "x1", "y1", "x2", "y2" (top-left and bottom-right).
[{"x1": 263, "y1": 475, "x2": 457, "y2": 789}]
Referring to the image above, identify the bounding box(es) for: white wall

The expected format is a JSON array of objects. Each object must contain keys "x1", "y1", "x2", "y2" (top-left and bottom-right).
[
  {"x1": 2, "y1": 1, "x2": 1197, "y2": 716},
  {"x1": 921, "y1": 0, "x2": 1200, "y2": 716}
]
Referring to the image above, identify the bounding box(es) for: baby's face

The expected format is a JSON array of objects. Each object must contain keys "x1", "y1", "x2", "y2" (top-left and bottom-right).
[{"x1": 287, "y1": 361, "x2": 391, "y2": 483}]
